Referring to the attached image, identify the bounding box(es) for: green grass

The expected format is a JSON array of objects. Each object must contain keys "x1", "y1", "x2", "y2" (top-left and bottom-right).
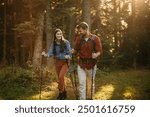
[
  {"x1": 0, "y1": 66, "x2": 150, "y2": 100},
  {"x1": 94, "y1": 69, "x2": 150, "y2": 100}
]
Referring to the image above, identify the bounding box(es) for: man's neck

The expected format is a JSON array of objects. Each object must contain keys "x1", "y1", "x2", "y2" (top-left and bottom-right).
[
  {"x1": 85, "y1": 31, "x2": 90, "y2": 38},
  {"x1": 84, "y1": 32, "x2": 90, "y2": 38}
]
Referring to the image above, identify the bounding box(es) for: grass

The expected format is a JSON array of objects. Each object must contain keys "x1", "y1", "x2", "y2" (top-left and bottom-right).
[
  {"x1": 0, "y1": 66, "x2": 150, "y2": 100},
  {"x1": 94, "y1": 69, "x2": 150, "y2": 100}
]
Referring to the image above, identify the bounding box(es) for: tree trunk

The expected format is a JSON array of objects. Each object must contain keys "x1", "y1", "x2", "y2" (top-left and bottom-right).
[
  {"x1": 113, "y1": 0, "x2": 119, "y2": 52},
  {"x1": 29, "y1": 1, "x2": 34, "y2": 61},
  {"x1": 132, "y1": 0, "x2": 137, "y2": 69},
  {"x1": 118, "y1": 0, "x2": 122, "y2": 49},
  {"x1": 3, "y1": 1, "x2": 7, "y2": 65},
  {"x1": 14, "y1": 32, "x2": 19, "y2": 65},
  {"x1": 82, "y1": 0, "x2": 91, "y2": 30},
  {"x1": 69, "y1": 14, "x2": 75, "y2": 46},
  {"x1": 45, "y1": 1, "x2": 53, "y2": 68},
  {"x1": 33, "y1": 13, "x2": 44, "y2": 67}
]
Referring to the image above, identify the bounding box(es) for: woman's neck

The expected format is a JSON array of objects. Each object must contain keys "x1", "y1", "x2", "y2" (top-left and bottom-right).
[{"x1": 56, "y1": 39, "x2": 61, "y2": 42}]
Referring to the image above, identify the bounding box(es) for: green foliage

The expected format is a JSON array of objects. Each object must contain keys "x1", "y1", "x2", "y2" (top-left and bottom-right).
[
  {"x1": 0, "y1": 65, "x2": 57, "y2": 99},
  {"x1": 0, "y1": 66, "x2": 150, "y2": 100},
  {"x1": 95, "y1": 69, "x2": 150, "y2": 99},
  {"x1": 0, "y1": 66, "x2": 39, "y2": 99},
  {"x1": 1, "y1": 0, "x2": 150, "y2": 69}
]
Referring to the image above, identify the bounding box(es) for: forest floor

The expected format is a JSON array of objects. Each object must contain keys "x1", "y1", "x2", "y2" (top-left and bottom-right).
[{"x1": 0, "y1": 66, "x2": 150, "y2": 100}]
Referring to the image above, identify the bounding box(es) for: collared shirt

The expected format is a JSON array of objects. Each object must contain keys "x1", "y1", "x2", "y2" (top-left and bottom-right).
[
  {"x1": 74, "y1": 34, "x2": 102, "y2": 59},
  {"x1": 74, "y1": 34, "x2": 103, "y2": 69},
  {"x1": 48, "y1": 40, "x2": 71, "y2": 60}
]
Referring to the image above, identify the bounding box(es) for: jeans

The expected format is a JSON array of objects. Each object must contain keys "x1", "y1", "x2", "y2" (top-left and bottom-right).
[
  {"x1": 77, "y1": 65, "x2": 97, "y2": 100},
  {"x1": 55, "y1": 59, "x2": 68, "y2": 93}
]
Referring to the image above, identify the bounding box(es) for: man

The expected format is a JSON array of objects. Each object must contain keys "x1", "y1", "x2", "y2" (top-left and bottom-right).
[{"x1": 72, "y1": 22, "x2": 102, "y2": 100}]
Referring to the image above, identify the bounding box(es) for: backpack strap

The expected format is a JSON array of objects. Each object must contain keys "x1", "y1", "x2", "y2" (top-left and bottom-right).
[
  {"x1": 76, "y1": 34, "x2": 96, "y2": 53},
  {"x1": 90, "y1": 34, "x2": 96, "y2": 53},
  {"x1": 76, "y1": 35, "x2": 84, "y2": 53}
]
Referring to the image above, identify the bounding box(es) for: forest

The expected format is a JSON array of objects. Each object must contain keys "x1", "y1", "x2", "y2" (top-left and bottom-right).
[{"x1": 0, "y1": 0, "x2": 150, "y2": 100}]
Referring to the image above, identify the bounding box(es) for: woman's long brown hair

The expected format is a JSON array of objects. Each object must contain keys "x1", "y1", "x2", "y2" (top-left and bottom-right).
[{"x1": 53, "y1": 29, "x2": 66, "y2": 55}]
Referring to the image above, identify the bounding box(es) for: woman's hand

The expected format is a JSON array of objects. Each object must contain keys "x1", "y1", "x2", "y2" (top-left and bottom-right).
[
  {"x1": 65, "y1": 55, "x2": 70, "y2": 59},
  {"x1": 41, "y1": 51, "x2": 48, "y2": 57}
]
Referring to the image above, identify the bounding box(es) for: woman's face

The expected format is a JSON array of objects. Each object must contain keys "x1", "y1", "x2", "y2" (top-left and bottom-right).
[{"x1": 56, "y1": 31, "x2": 62, "y2": 40}]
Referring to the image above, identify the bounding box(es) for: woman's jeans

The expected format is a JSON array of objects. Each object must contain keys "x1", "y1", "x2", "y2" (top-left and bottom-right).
[{"x1": 55, "y1": 59, "x2": 68, "y2": 93}]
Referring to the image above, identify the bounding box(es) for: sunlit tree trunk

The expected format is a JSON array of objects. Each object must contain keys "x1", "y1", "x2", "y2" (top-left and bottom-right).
[
  {"x1": 82, "y1": 0, "x2": 91, "y2": 30},
  {"x1": 112, "y1": 0, "x2": 119, "y2": 52},
  {"x1": 118, "y1": 0, "x2": 122, "y2": 49},
  {"x1": 45, "y1": 1, "x2": 53, "y2": 68},
  {"x1": 29, "y1": 1, "x2": 34, "y2": 61},
  {"x1": 33, "y1": 13, "x2": 44, "y2": 67}
]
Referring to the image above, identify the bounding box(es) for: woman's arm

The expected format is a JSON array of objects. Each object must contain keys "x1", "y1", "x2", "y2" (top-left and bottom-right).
[
  {"x1": 47, "y1": 44, "x2": 54, "y2": 57},
  {"x1": 65, "y1": 40, "x2": 72, "y2": 59}
]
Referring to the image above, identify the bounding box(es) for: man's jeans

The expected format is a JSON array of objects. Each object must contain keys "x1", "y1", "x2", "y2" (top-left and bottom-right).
[{"x1": 77, "y1": 65, "x2": 97, "y2": 100}]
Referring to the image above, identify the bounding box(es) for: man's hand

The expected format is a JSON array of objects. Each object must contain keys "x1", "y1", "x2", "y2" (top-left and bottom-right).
[
  {"x1": 70, "y1": 49, "x2": 77, "y2": 54},
  {"x1": 92, "y1": 52, "x2": 100, "y2": 59}
]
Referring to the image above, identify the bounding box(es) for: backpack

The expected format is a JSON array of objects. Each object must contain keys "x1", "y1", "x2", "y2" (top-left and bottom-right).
[
  {"x1": 76, "y1": 34, "x2": 99, "y2": 69},
  {"x1": 76, "y1": 34, "x2": 96, "y2": 53}
]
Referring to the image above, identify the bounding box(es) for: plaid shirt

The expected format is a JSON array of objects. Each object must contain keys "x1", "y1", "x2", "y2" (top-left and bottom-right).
[{"x1": 74, "y1": 34, "x2": 102, "y2": 69}]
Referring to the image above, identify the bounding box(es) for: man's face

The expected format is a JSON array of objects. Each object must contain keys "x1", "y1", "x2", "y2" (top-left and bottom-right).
[{"x1": 78, "y1": 27, "x2": 87, "y2": 37}]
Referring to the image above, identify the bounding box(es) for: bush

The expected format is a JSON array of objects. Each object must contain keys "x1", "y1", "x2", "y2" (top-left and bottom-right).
[{"x1": 0, "y1": 66, "x2": 39, "y2": 99}]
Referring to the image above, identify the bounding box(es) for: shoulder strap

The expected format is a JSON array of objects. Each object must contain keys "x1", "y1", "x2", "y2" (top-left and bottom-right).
[
  {"x1": 91, "y1": 34, "x2": 96, "y2": 52},
  {"x1": 76, "y1": 35, "x2": 84, "y2": 53},
  {"x1": 77, "y1": 34, "x2": 96, "y2": 53}
]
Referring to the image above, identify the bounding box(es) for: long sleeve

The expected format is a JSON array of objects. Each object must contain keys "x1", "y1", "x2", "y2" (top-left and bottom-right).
[
  {"x1": 47, "y1": 41, "x2": 72, "y2": 59},
  {"x1": 65, "y1": 40, "x2": 72, "y2": 59},
  {"x1": 95, "y1": 36, "x2": 103, "y2": 54},
  {"x1": 47, "y1": 44, "x2": 54, "y2": 57}
]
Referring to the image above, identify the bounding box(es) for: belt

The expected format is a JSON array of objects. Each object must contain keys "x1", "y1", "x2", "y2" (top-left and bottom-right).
[{"x1": 79, "y1": 58, "x2": 97, "y2": 64}]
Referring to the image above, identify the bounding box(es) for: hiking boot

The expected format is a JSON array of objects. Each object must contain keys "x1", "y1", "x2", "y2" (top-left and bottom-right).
[
  {"x1": 57, "y1": 91, "x2": 67, "y2": 100},
  {"x1": 57, "y1": 92, "x2": 63, "y2": 100},
  {"x1": 61, "y1": 91, "x2": 67, "y2": 100}
]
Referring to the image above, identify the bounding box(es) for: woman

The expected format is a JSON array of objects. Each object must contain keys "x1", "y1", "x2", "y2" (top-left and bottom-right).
[{"x1": 43, "y1": 29, "x2": 71, "y2": 100}]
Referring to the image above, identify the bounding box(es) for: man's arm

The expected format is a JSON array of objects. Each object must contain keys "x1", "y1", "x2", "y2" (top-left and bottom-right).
[
  {"x1": 70, "y1": 36, "x2": 80, "y2": 54},
  {"x1": 92, "y1": 36, "x2": 102, "y2": 59}
]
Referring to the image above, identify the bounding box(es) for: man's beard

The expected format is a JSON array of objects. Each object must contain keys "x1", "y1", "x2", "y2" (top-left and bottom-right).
[{"x1": 81, "y1": 33, "x2": 87, "y2": 38}]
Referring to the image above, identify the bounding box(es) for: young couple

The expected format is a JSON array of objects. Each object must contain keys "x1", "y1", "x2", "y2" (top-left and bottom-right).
[{"x1": 42, "y1": 22, "x2": 103, "y2": 100}]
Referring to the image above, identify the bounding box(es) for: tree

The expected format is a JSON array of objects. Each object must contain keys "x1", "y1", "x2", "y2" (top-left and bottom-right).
[
  {"x1": 82, "y1": 0, "x2": 91, "y2": 29},
  {"x1": 45, "y1": 0, "x2": 53, "y2": 68},
  {"x1": 2, "y1": 0, "x2": 7, "y2": 65},
  {"x1": 0, "y1": 0, "x2": 150, "y2": 69},
  {"x1": 33, "y1": 13, "x2": 45, "y2": 67}
]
